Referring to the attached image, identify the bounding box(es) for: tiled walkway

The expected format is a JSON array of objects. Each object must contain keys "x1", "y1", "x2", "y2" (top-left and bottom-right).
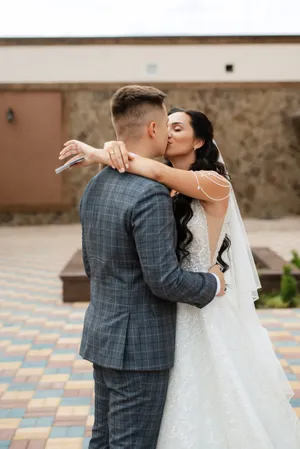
[{"x1": 0, "y1": 222, "x2": 300, "y2": 448}]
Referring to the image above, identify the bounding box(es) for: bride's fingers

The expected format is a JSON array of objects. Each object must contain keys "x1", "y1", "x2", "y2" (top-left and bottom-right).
[
  {"x1": 59, "y1": 147, "x2": 71, "y2": 157},
  {"x1": 59, "y1": 149, "x2": 78, "y2": 160},
  {"x1": 108, "y1": 147, "x2": 118, "y2": 170},
  {"x1": 59, "y1": 145, "x2": 80, "y2": 159},
  {"x1": 61, "y1": 143, "x2": 78, "y2": 154},
  {"x1": 117, "y1": 142, "x2": 129, "y2": 169},
  {"x1": 109, "y1": 142, "x2": 128, "y2": 172},
  {"x1": 64, "y1": 140, "x2": 77, "y2": 146},
  {"x1": 64, "y1": 143, "x2": 78, "y2": 153},
  {"x1": 113, "y1": 143, "x2": 127, "y2": 172}
]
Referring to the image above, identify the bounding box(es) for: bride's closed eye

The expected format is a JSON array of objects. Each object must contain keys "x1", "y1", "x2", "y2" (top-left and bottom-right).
[{"x1": 169, "y1": 124, "x2": 183, "y2": 133}]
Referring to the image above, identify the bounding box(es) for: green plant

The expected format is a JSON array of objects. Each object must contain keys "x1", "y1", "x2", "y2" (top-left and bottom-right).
[
  {"x1": 264, "y1": 296, "x2": 289, "y2": 308},
  {"x1": 255, "y1": 262, "x2": 300, "y2": 309},
  {"x1": 280, "y1": 264, "x2": 298, "y2": 307},
  {"x1": 291, "y1": 250, "x2": 300, "y2": 269},
  {"x1": 255, "y1": 293, "x2": 287, "y2": 309}
]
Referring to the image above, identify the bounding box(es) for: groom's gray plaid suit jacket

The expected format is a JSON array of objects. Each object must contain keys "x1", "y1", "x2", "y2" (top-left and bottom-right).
[{"x1": 79, "y1": 167, "x2": 217, "y2": 371}]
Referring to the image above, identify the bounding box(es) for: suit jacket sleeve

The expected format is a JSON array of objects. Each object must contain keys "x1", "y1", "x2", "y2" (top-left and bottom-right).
[{"x1": 132, "y1": 183, "x2": 217, "y2": 308}]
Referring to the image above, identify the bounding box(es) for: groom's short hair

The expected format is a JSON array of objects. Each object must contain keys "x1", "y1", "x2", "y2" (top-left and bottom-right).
[{"x1": 110, "y1": 85, "x2": 167, "y2": 137}]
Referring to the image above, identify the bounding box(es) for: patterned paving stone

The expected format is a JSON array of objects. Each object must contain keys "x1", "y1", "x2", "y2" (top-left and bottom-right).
[{"x1": 0, "y1": 224, "x2": 300, "y2": 447}]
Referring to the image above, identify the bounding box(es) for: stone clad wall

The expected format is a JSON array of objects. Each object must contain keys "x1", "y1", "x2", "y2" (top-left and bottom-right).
[{"x1": 1, "y1": 85, "x2": 300, "y2": 225}]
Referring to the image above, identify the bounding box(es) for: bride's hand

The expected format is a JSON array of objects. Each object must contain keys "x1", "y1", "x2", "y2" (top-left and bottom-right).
[
  {"x1": 103, "y1": 141, "x2": 135, "y2": 172},
  {"x1": 59, "y1": 140, "x2": 108, "y2": 167}
]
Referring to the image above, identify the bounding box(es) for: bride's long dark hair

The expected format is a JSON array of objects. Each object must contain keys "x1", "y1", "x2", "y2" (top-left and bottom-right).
[{"x1": 167, "y1": 108, "x2": 231, "y2": 272}]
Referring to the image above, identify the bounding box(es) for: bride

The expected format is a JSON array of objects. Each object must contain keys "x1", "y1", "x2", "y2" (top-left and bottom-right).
[{"x1": 59, "y1": 108, "x2": 300, "y2": 448}]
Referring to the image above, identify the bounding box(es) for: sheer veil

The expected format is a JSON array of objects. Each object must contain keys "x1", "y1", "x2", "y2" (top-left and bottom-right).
[{"x1": 215, "y1": 141, "x2": 294, "y2": 399}]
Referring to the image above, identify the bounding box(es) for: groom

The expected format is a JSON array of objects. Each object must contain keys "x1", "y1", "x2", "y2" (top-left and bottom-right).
[{"x1": 79, "y1": 85, "x2": 225, "y2": 449}]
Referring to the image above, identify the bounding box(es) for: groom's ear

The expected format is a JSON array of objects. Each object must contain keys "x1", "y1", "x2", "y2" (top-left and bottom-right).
[{"x1": 148, "y1": 121, "x2": 157, "y2": 140}]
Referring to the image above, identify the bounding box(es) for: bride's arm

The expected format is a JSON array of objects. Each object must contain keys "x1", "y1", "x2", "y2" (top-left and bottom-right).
[
  {"x1": 127, "y1": 155, "x2": 231, "y2": 203},
  {"x1": 104, "y1": 141, "x2": 231, "y2": 203},
  {"x1": 100, "y1": 141, "x2": 231, "y2": 202},
  {"x1": 59, "y1": 140, "x2": 231, "y2": 203}
]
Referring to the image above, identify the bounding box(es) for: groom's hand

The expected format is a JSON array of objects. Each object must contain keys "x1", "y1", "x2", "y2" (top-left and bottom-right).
[{"x1": 209, "y1": 264, "x2": 225, "y2": 296}]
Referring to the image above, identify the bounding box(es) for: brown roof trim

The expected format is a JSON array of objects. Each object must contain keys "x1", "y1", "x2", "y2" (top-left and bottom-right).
[
  {"x1": 1, "y1": 82, "x2": 300, "y2": 91},
  {"x1": 1, "y1": 35, "x2": 300, "y2": 46}
]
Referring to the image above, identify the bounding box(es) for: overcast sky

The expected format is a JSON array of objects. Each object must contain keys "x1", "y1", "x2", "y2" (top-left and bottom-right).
[{"x1": 1, "y1": 0, "x2": 299, "y2": 37}]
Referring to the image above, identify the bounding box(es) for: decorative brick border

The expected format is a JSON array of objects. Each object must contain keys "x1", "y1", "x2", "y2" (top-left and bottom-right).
[
  {"x1": 253, "y1": 247, "x2": 300, "y2": 294},
  {"x1": 60, "y1": 247, "x2": 300, "y2": 302}
]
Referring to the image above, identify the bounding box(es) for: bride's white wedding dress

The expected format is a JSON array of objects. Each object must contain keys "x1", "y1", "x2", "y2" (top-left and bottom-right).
[{"x1": 157, "y1": 200, "x2": 300, "y2": 449}]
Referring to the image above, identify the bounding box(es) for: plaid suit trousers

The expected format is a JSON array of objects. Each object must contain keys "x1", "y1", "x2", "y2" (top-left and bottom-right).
[{"x1": 89, "y1": 364, "x2": 169, "y2": 449}]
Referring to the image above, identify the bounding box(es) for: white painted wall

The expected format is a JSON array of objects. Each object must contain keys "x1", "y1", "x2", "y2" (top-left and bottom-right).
[{"x1": 0, "y1": 44, "x2": 300, "y2": 83}]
